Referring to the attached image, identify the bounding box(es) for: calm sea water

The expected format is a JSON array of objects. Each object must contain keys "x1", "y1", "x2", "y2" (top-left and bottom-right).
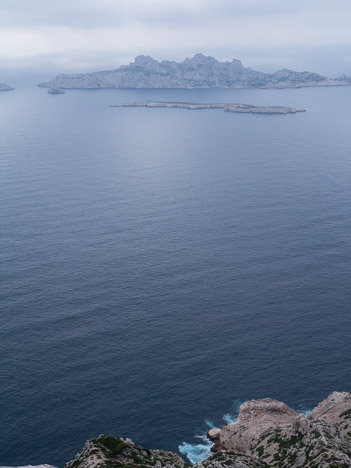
[{"x1": 1, "y1": 83, "x2": 351, "y2": 466}]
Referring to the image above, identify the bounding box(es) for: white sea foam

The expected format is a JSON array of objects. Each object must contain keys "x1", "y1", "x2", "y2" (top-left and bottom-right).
[
  {"x1": 297, "y1": 408, "x2": 311, "y2": 417},
  {"x1": 205, "y1": 419, "x2": 215, "y2": 429},
  {"x1": 222, "y1": 413, "x2": 236, "y2": 424},
  {"x1": 179, "y1": 434, "x2": 213, "y2": 465},
  {"x1": 179, "y1": 403, "x2": 243, "y2": 464}
]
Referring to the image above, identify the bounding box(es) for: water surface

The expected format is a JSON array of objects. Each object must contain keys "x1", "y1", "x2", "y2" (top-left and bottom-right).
[{"x1": 1, "y1": 84, "x2": 351, "y2": 466}]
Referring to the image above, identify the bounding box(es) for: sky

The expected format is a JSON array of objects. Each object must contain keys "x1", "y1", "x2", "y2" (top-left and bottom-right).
[{"x1": 1, "y1": 0, "x2": 351, "y2": 79}]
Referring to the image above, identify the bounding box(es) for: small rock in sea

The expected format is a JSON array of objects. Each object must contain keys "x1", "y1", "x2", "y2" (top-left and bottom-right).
[{"x1": 47, "y1": 87, "x2": 65, "y2": 95}]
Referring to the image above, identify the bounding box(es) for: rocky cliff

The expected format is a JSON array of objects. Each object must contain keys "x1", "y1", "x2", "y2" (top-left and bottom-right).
[
  {"x1": 65, "y1": 435, "x2": 186, "y2": 468},
  {"x1": 3, "y1": 392, "x2": 351, "y2": 467},
  {"x1": 205, "y1": 391, "x2": 351, "y2": 467},
  {"x1": 37, "y1": 54, "x2": 350, "y2": 90},
  {"x1": 62, "y1": 392, "x2": 351, "y2": 467}
]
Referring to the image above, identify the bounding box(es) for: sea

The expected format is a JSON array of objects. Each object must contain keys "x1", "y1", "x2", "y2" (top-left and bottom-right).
[{"x1": 1, "y1": 82, "x2": 351, "y2": 467}]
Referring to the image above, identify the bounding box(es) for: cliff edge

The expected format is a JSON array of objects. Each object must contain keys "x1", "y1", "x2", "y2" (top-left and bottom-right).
[
  {"x1": 64, "y1": 392, "x2": 351, "y2": 467},
  {"x1": 3, "y1": 392, "x2": 351, "y2": 467},
  {"x1": 205, "y1": 391, "x2": 351, "y2": 466}
]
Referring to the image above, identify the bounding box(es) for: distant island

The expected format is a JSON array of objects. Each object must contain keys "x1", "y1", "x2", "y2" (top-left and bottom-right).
[
  {"x1": 111, "y1": 101, "x2": 306, "y2": 114},
  {"x1": 0, "y1": 83, "x2": 14, "y2": 91},
  {"x1": 38, "y1": 53, "x2": 351, "y2": 90}
]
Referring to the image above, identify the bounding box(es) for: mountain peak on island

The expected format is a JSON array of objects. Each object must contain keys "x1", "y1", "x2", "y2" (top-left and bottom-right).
[
  {"x1": 183, "y1": 52, "x2": 218, "y2": 64},
  {"x1": 133, "y1": 55, "x2": 158, "y2": 66},
  {"x1": 38, "y1": 54, "x2": 350, "y2": 90}
]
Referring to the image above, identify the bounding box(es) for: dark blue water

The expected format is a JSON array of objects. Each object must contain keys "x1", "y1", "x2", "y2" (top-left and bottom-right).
[{"x1": 1, "y1": 84, "x2": 351, "y2": 466}]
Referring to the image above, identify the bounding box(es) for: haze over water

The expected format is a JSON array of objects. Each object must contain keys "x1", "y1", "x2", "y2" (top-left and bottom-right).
[{"x1": 1, "y1": 84, "x2": 351, "y2": 466}]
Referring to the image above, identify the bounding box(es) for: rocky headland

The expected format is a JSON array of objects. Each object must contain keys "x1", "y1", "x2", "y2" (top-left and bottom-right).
[
  {"x1": 111, "y1": 101, "x2": 306, "y2": 114},
  {"x1": 0, "y1": 83, "x2": 14, "y2": 91},
  {"x1": 205, "y1": 391, "x2": 351, "y2": 467},
  {"x1": 3, "y1": 392, "x2": 351, "y2": 467},
  {"x1": 37, "y1": 54, "x2": 350, "y2": 90}
]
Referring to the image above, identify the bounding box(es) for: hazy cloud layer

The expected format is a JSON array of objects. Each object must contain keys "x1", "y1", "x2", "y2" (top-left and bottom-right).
[{"x1": 1, "y1": 0, "x2": 351, "y2": 76}]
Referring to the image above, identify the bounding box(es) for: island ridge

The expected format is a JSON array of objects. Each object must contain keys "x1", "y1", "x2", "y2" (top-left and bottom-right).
[{"x1": 38, "y1": 53, "x2": 351, "y2": 90}]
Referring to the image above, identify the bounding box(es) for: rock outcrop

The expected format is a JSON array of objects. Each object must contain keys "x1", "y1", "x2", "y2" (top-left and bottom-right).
[
  {"x1": 62, "y1": 392, "x2": 351, "y2": 467},
  {"x1": 64, "y1": 435, "x2": 185, "y2": 468},
  {"x1": 206, "y1": 391, "x2": 351, "y2": 467},
  {"x1": 47, "y1": 87, "x2": 65, "y2": 94},
  {"x1": 37, "y1": 54, "x2": 349, "y2": 90},
  {"x1": 0, "y1": 466, "x2": 56, "y2": 468},
  {"x1": 0, "y1": 83, "x2": 14, "y2": 91},
  {"x1": 110, "y1": 101, "x2": 306, "y2": 114},
  {"x1": 335, "y1": 74, "x2": 351, "y2": 83},
  {"x1": 4, "y1": 392, "x2": 351, "y2": 468}
]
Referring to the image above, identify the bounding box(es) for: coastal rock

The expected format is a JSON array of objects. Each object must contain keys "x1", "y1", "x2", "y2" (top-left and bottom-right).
[
  {"x1": 335, "y1": 74, "x2": 351, "y2": 83},
  {"x1": 194, "y1": 452, "x2": 268, "y2": 467},
  {"x1": 208, "y1": 428, "x2": 222, "y2": 440},
  {"x1": 0, "y1": 466, "x2": 56, "y2": 468},
  {"x1": 206, "y1": 393, "x2": 351, "y2": 467},
  {"x1": 9, "y1": 393, "x2": 351, "y2": 468},
  {"x1": 47, "y1": 87, "x2": 65, "y2": 94},
  {"x1": 0, "y1": 83, "x2": 14, "y2": 91},
  {"x1": 111, "y1": 101, "x2": 306, "y2": 114},
  {"x1": 37, "y1": 54, "x2": 349, "y2": 90},
  {"x1": 64, "y1": 435, "x2": 185, "y2": 468},
  {"x1": 309, "y1": 391, "x2": 351, "y2": 425}
]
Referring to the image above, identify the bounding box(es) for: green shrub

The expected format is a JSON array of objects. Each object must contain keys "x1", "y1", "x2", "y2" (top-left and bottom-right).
[{"x1": 98, "y1": 436, "x2": 127, "y2": 457}]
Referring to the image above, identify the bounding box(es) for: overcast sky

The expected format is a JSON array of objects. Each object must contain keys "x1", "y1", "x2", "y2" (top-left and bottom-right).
[{"x1": 1, "y1": 0, "x2": 351, "y2": 77}]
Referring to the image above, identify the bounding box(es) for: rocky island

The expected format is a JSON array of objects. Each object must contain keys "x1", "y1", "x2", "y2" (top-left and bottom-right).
[
  {"x1": 111, "y1": 101, "x2": 306, "y2": 114},
  {"x1": 47, "y1": 87, "x2": 66, "y2": 95},
  {"x1": 0, "y1": 83, "x2": 14, "y2": 91},
  {"x1": 6, "y1": 391, "x2": 350, "y2": 468},
  {"x1": 38, "y1": 54, "x2": 351, "y2": 90}
]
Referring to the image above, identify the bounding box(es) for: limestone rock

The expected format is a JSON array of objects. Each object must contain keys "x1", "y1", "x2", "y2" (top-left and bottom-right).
[
  {"x1": 194, "y1": 451, "x2": 268, "y2": 467},
  {"x1": 308, "y1": 391, "x2": 351, "y2": 425},
  {"x1": 335, "y1": 74, "x2": 351, "y2": 83},
  {"x1": 37, "y1": 54, "x2": 349, "y2": 90},
  {"x1": 47, "y1": 87, "x2": 65, "y2": 94},
  {"x1": 64, "y1": 435, "x2": 185, "y2": 468},
  {"x1": 208, "y1": 428, "x2": 222, "y2": 440},
  {"x1": 0, "y1": 466, "x2": 56, "y2": 468},
  {"x1": 14, "y1": 392, "x2": 351, "y2": 468},
  {"x1": 110, "y1": 101, "x2": 306, "y2": 114},
  {"x1": 205, "y1": 393, "x2": 351, "y2": 467}
]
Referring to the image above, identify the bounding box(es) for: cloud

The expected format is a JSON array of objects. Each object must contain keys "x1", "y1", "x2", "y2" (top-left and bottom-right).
[
  {"x1": 1, "y1": 0, "x2": 350, "y2": 28},
  {"x1": 1, "y1": 0, "x2": 351, "y2": 75}
]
